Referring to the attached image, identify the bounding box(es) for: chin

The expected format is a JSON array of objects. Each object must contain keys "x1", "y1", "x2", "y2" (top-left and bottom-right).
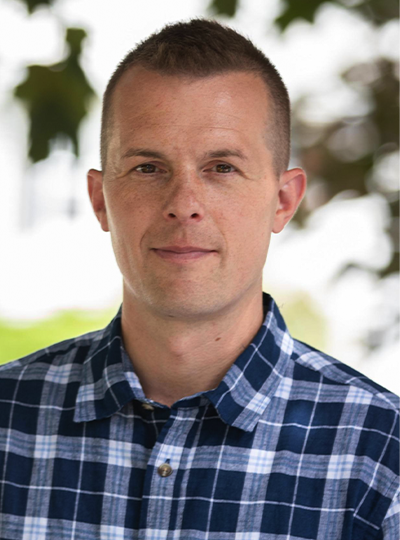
[{"x1": 144, "y1": 288, "x2": 229, "y2": 321}]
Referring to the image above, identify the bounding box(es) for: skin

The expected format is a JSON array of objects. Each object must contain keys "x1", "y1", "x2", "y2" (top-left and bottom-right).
[{"x1": 88, "y1": 67, "x2": 306, "y2": 407}]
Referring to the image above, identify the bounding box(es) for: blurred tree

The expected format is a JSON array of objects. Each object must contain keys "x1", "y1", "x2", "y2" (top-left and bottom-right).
[
  {"x1": 294, "y1": 57, "x2": 399, "y2": 277},
  {"x1": 209, "y1": 0, "x2": 399, "y2": 277},
  {"x1": 209, "y1": 0, "x2": 399, "y2": 27},
  {"x1": 14, "y1": 27, "x2": 95, "y2": 163}
]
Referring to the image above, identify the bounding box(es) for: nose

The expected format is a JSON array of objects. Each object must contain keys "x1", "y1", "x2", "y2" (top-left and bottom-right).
[{"x1": 162, "y1": 172, "x2": 205, "y2": 224}]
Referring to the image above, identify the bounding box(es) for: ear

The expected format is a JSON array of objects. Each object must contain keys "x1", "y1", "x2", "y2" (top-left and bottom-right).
[
  {"x1": 87, "y1": 169, "x2": 110, "y2": 232},
  {"x1": 272, "y1": 167, "x2": 307, "y2": 234}
]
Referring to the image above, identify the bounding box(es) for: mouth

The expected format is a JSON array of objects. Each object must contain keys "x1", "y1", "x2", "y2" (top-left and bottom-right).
[{"x1": 152, "y1": 246, "x2": 217, "y2": 263}]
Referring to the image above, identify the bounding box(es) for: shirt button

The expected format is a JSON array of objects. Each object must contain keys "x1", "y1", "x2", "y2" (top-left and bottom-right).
[
  {"x1": 142, "y1": 403, "x2": 154, "y2": 411},
  {"x1": 158, "y1": 463, "x2": 173, "y2": 477}
]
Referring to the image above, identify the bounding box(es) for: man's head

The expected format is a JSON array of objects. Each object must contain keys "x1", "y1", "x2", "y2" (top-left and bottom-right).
[
  {"x1": 101, "y1": 19, "x2": 291, "y2": 177},
  {"x1": 88, "y1": 19, "x2": 306, "y2": 321}
]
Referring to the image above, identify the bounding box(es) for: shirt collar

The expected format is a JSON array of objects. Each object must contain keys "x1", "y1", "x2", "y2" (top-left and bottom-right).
[
  {"x1": 205, "y1": 293, "x2": 294, "y2": 431},
  {"x1": 74, "y1": 293, "x2": 293, "y2": 431},
  {"x1": 73, "y1": 308, "x2": 135, "y2": 423}
]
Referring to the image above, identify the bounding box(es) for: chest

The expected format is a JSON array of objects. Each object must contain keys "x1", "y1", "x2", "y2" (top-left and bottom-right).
[{"x1": 1, "y1": 400, "x2": 388, "y2": 540}]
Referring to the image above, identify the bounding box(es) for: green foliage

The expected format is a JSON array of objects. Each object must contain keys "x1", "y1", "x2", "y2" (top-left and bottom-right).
[
  {"x1": 209, "y1": 0, "x2": 239, "y2": 17},
  {"x1": 275, "y1": 0, "x2": 333, "y2": 30},
  {"x1": 14, "y1": 28, "x2": 95, "y2": 163},
  {"x1": 207, "y1": 0, "x2": 399, "y2": 28},
  {"x1": 17, "y1": 0, "x2": 54, "y2": 14},
  {"x1": 0, "y1": 307, "x2": 119, "y2": 365}
]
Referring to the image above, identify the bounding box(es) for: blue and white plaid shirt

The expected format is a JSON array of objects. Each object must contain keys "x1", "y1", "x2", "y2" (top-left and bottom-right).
[{"x1": 0, "y1": 293, "x2": 399, "y2": 539}]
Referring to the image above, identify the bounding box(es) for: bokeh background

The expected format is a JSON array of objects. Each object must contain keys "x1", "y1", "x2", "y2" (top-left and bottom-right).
[{"x1": 0, "y1": 0, "x2": 399, "y2": 393}]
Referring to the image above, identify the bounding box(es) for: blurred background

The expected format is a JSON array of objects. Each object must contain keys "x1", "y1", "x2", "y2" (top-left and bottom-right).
[{"x1": 0, "y1": 0, "x2": 398, "y2": 393}]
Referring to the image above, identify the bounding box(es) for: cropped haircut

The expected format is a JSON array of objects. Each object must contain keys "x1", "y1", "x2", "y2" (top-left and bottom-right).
[{"x1": 101, "y1": 19, "x2": 291, "y2": 176}]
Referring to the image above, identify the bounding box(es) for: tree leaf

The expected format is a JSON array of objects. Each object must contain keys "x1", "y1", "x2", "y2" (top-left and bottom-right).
[
  {"x1": 18, "y1": 0, "x2": 54, "y2": 14},
  {"x1": 14, "y1": 28, "x2": 96, "y2": 163},
  {"x1": 275, "y1": 0, "x2": 330, "y2": 31},
  {"x1": 275, "y1": 0, "x2": 398, "y2": 31},
  {"x1": 208, "y1": 0, "x2": 239, "y2": 17}
]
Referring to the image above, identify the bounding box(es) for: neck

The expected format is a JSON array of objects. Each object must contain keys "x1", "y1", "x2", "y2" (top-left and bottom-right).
[{"x1": 121, "y1": 287, "x2": 265, "y2": 407}]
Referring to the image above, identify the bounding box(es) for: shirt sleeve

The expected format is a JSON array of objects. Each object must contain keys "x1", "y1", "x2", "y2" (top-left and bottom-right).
[{"x1": 381, "y1": 486, "x2": 400, "y2": 539}]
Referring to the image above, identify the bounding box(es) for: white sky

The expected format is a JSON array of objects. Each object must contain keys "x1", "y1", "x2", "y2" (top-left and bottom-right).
[{"x1": 0, "y1": 0, "x2": 398, "y2": 392}]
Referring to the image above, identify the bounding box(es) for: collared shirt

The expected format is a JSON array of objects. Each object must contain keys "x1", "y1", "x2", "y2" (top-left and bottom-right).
[{"x1": 0, "y1": 293, "x2": 398, "y2": 539}]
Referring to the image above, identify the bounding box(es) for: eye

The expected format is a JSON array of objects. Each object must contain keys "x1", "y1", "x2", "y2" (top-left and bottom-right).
[
  {"x1": 135, "y1": 163, "x2": 160, "y2": 174},
  {"x1": 213, "y1": 163, "x2": 236, "y2": 173}
]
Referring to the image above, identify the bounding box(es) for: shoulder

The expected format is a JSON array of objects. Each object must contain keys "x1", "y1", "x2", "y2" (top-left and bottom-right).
[
  {"x1": 292, "y1": 339, "x2": 400, "y2": 404},
  {"x1": 286, "y1": 339, "x2": 399, "y2": 527},
  {"x1": 291, "y1": 338, "x2": 399, "y2": 412}
]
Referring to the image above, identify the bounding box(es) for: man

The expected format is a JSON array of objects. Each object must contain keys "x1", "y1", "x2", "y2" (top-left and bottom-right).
[{"x1": 0, "y1": 19, "x2": 398, "y2": 540}]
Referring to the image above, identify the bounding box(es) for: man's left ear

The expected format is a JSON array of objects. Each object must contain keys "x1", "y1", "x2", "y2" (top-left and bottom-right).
[{"x1": 272, "y1": 168, "x2": 307, "y2": 234}]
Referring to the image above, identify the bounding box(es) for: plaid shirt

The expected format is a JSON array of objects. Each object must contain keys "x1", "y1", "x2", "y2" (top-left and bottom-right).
[{"x1": 0, "y1": 293, "x2": 398, "y2": 539}]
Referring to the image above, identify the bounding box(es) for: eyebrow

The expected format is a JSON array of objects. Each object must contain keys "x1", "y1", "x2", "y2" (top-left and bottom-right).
[
  {"x1": 203, "y1": 149, "x2": 248, "y2": 161},
  {"x1": 121, "y1": 148, "x2": 248, "y2": 161},
  {"x1": 122, "y1": 148, "x2": 167, "y2": 160}
]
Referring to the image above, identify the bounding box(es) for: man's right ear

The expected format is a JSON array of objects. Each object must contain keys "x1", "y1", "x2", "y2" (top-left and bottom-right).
[{"x1": 87, "y1": 169, "x2": 110, "y2": 232}]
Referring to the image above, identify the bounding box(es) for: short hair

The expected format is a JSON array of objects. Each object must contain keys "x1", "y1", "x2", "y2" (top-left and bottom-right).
[{"x1": 101, "y1": 19, "x2": 291, "y2": 176}]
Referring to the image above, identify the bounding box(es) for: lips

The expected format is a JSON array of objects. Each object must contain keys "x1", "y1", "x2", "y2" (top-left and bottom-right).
[
  {"x1": 154, "y1": 246, "x2": 214, "y2": 253},
  {"x1": 152, "y1": 245, "x2": 216, "y2": 262}
]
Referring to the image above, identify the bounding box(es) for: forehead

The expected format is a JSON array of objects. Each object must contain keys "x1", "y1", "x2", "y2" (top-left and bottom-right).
[
  {"x1": 114, "y1": 67, "x2": 269, "y2": 126},
  {"x1": 106, "y1": 67, "x2": 273, "y2": 167}
]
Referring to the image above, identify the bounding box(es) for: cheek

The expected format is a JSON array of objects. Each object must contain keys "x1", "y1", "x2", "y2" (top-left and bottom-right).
[
  {"x1": 106, "y1": 186, "x2": 149, "y2": 229},
  {"x1": 232, "y1": 193, "x2": 274, "y2": 236},
  {"x1": 224, "y1": 203, "x2": 271, "y2": 262},
  {"x1": 105, "y1": 190, "x2": 151, "y2": 255}
]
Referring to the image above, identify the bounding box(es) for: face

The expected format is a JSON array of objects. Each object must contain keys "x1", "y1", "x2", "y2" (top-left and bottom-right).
[{"x1": 88, "y1": 67, "x2": 305, "y2": 320}]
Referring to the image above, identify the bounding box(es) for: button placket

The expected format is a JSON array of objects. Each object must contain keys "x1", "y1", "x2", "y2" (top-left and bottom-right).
[
  {"x1": 154, "y1": 413, "x2": 185, "y2": 476},
  {"x1": 141, "y1": 407, "x2": 201, "y2": 533}
]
